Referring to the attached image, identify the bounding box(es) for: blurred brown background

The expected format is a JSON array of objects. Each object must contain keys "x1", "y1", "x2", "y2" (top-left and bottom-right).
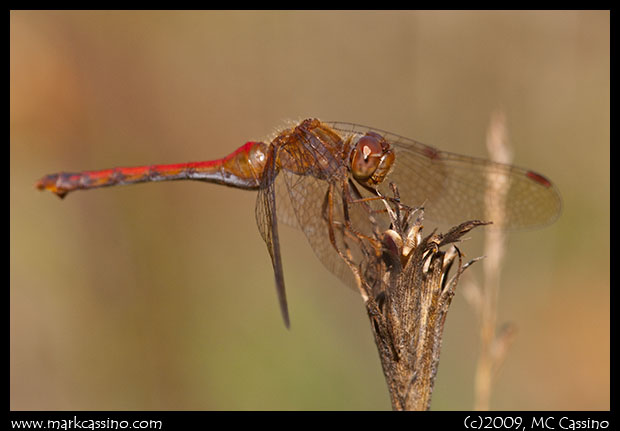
[{"x1": 11, "y1": 11, "x2": 609, "y2": 410}]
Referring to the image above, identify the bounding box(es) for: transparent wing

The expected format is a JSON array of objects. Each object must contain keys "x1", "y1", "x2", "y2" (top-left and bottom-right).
[
  {"x1": 255, "y1": 153, "x2": 290, "y2": 328},
  {"x1": 328, "y1": 122, "x2": 562, "y2": 229},
  {"x1": 275, "y1": 170, "x2": 388, "y2": 293}
]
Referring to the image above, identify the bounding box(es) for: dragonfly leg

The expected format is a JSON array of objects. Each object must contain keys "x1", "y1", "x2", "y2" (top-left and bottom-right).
[
  {"x1": 322, "y1": 180, "x2": 391, "y2": 300},
  {"x1": 323, "y1": 184, "x2": 354, "y2": 264},
  {"x1": 343, "y1": 181, "x2": 393, "y2": 296},
  {"x1": 347, "y1": 180, "x2": 414, "y2": 218},
  {"x1": 323, "y1": 182, "x2": 374, "y2": 300},
  {"x1": 341, "y1": 180, "x2": 385, "y2": 249}
]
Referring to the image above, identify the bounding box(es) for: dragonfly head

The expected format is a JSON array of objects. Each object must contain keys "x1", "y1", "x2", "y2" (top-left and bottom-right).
[{"x1": 350, "y1": 132, "x2": 395, "y2": 187}]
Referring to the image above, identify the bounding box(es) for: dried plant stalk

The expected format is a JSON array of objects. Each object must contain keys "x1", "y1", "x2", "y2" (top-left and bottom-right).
[
  {"x1": 336, "y1": 187, "x2": 488, "y2": 410},
  {"x1": 472, "y1": 111, "x2": 517, "y2": 410}
]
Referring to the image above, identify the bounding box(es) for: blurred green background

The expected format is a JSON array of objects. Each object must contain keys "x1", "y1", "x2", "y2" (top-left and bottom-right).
[{"x1": 10, "y1": 11, "x2": 609, "y2": 410}]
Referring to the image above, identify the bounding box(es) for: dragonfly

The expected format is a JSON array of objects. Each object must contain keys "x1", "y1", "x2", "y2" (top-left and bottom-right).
[{"x1": 36, "y1": 118, "x2": 562, "y2": 328}]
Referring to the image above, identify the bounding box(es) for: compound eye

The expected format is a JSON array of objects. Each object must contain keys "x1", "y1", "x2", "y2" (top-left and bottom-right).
[{"x1": 351, "y1": 134, "x2": 383, "y2": 181}]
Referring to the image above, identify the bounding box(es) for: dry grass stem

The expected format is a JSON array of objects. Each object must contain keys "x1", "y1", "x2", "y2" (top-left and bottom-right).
[{"x1": 471, "y1": 111, "x2": 516, "y2": 410}]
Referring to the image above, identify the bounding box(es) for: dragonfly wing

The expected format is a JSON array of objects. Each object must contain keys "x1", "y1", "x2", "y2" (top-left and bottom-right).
[
  {"x1": 328, "y1": 122, "x2": 562, "y2": 229},
  {"x1": 277, "y1": 169, "x2": 390, "y2": 294},
  {"x1": 278, "y1": 171, "x2": 355, "y2": 290},
  {"x1": 255, "y1": 154, "x2": 290, "y2": 328},
  {"x1": 385, "y1": 139, "x2": 562, "y2": 229},
  {"x1": 273, "y1": 173, "x2": 301, "y2": 230}
]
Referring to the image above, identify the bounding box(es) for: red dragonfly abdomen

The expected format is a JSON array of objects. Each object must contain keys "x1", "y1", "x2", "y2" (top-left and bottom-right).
[{"x1": 36, "y1": 141, "x2": 270, "y2": 198}]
